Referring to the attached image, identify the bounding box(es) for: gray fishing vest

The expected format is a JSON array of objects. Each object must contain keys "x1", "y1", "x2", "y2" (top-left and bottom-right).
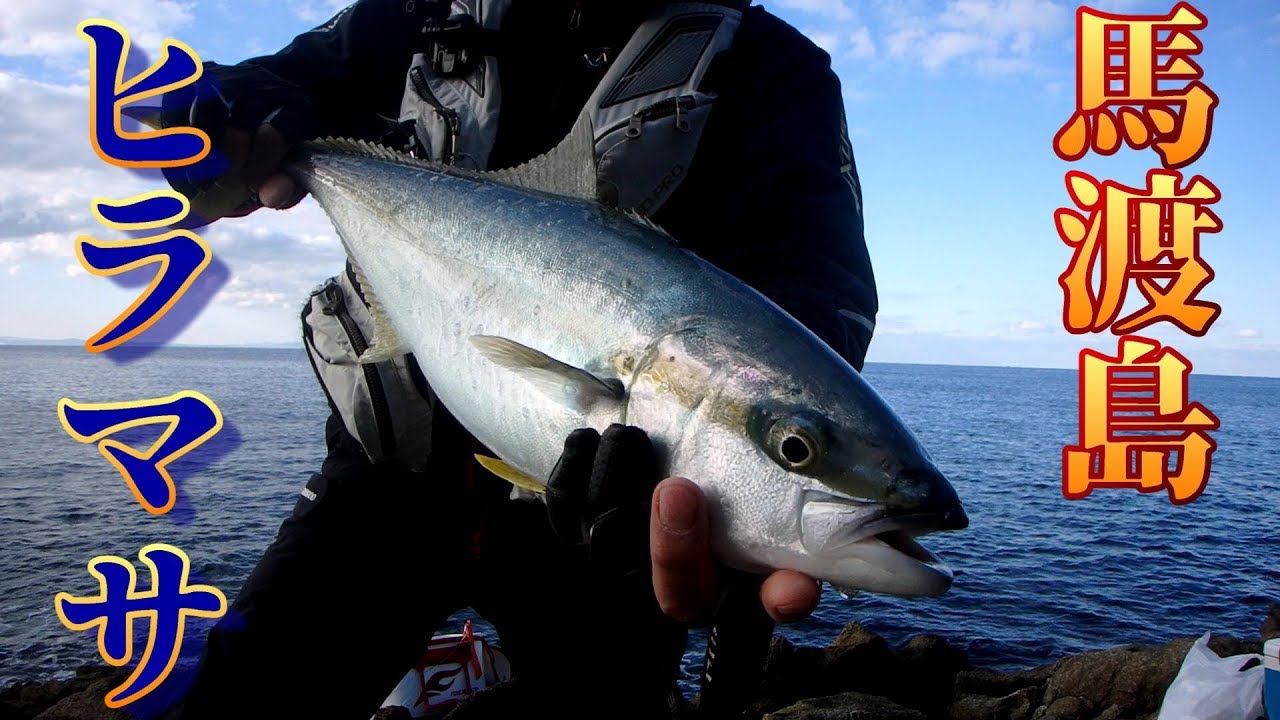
[{"x1": 303, "y1": 1, "x2": 743, "y2": 470}]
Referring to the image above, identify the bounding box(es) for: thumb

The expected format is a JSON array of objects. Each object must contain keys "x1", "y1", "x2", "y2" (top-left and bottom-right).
[{"x1": 650, "y1": 477, "x2": 716, "y2": 623}]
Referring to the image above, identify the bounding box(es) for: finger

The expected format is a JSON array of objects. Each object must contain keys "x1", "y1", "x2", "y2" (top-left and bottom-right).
[
  {"x1": 220, "y1": 127, "x2": 251, "y2": 179},
  {"x1": 257, "y1": 173, "x2": 301, "y2": 209},
  {"x1": 759, "y1": 570, "x2": 821, "y2": 623},
  {"x1": 187, "y1": 128, "x2": 253, "y2": 223},
  {"x1": 242, "y1": 123, "x2": 290, "y2": 190},
  {"x1": 276, "y1": 182, "x2": 310, "y2": 210},
  {"x1": 588, "y1": 424, "x2": 657, "y2": 520},
  {"x1": 545, "y1": 428, "x2": 599, "y2": 544},
  {"x1": 651, "y1": 477, "x2": 716, "y2": 623}
]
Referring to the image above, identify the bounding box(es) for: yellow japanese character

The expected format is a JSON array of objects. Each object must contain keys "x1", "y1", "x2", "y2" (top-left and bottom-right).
[
  {"x1": 1064, "y1": 336, "x2": 1218, "y2": 505},
  {"x1": 1056, "y1": 169, "x2": 1221, "y2": 336},
  {"x1": 1054, "y1": 2, "x2": 1217, "y2": 169}
]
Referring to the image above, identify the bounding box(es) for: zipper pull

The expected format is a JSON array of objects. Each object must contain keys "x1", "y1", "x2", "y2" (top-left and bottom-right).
[
  {"x1": 568, "y1": 0, "x2": 582, "y2": 31},
  {"x1": 322, "y1": 282, "x2": 345, "y2": 315},
  {"x1": 675, "y1": 97, "x2": 690, "y2": 132},
  {"x1": 625, "y1": 114, "x2": 644, "y2": 138}
]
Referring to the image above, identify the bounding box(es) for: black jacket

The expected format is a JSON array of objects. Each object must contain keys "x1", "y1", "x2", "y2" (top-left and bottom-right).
[
  {"x1": 166, "y1": 8, "x2": 878, "y2": 717},
  {"x1": 218, "y1": 0, "x2": 878, "y2": 368}
]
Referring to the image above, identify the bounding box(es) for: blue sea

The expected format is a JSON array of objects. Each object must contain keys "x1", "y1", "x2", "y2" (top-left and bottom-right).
[{"x1": 1, "y1": 345, "x2": 1276, "y2": 698}]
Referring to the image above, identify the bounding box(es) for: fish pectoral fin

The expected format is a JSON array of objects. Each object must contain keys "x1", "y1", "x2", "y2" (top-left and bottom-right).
[
  {"x1": 474, "y1": 454, "x2": 545, "y2": 494},
  {"x1": 469, "y1": 335, "x2": 624, "y2": 412},
  {"x1": 349, "y1": 259, "x2": 408, "y2": 363}
]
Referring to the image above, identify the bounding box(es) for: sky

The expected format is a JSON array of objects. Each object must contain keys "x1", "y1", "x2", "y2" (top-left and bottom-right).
[{"x1": 0, "y1": 0, "x2": 1275, "y2": 376}]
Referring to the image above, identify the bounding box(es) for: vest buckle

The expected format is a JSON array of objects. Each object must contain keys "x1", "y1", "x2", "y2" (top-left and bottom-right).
[{"x1": 423, "y1": 14, "x2": 482, "y2": 78}]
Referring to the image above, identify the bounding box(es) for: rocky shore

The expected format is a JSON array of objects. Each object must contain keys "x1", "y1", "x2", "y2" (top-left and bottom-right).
[{"x1": 6, "y1": 604, "x2": 1275, "y2": 720}]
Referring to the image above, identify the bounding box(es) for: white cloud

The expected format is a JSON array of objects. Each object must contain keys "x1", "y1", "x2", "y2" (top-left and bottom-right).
[
  {"x1": 292, "y1": 0, "x2": 351, "y2": 24},
  {"x1": 0, "y1": 233, "x2": 78, "y2": 263},
  {"x1": 1235, "y1": 328, "x2": 1261, "y2": 339},
  {"x1": 0, "y1": 0, "x2": 193, "y2": 58},
  {"x1": 848, "y1": 26, "x2": 876, "y2": 59},
  {"x1": 0, "y1": 72, "x2": 147, "y2": 268},
  {"x1": 200, "y1": 200, "x2": 345, "y2": 310},
  {"x1": 7, "y1": 265, "x2": 19, "y2": 276},
  {"x1": 874, "y1": 314, "x2": 919, "y2": 335},
  {"x1": 219, "y1": 286, "x2": 290, "y2": 308},
  {"x1": 773, "y1": 0, "x2": 855, "y2": 23},
  {"x1": 0, "y1": 72, "x2": 93, "y2": 170},
  {"x1": 805, "y1": 30, "x2": 841, "y2": 55},
  {"x1": 1008, "y1": 319, "x2": 1051, "y2": 335},
  {"x1": 938, "y1": 0, "x2": 1065, "y2": 38},
  {"x1": 880, "y1": 0, "x2": 1071, "y2": 74},
  {"x1": 0, "y1": 67, "x2": 345, "y2": 330}
]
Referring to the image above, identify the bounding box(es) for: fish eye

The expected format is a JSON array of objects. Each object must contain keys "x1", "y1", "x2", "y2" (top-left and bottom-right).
[
  {"x1": 768, "y1": 415, "x2": 826, "y2": 473},
  {"x1": 781, "y1": 434, "x2": 814, "y2": 465}
]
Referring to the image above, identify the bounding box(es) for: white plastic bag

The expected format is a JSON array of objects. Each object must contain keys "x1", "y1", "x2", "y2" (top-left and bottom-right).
[{"x1": 1158, "y1": 632, "x2": 1265, "y2": 720}]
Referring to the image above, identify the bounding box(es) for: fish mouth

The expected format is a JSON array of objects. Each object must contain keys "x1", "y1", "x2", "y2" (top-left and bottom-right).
[{"x1": 799, "y1": 490, "x2": 962, "y2": 591}]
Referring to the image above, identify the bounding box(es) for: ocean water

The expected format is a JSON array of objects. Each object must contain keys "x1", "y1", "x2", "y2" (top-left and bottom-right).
[{"x1": 1, "y1": 345, "x2": 1276, "y2": 698}]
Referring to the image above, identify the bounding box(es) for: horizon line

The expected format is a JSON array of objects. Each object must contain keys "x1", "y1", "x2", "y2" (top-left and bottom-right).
[{"x1": 2, "y1": 339, "x2": 1276, "y2": 381}]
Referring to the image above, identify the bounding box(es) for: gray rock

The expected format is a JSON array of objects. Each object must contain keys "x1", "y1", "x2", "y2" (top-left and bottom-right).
[
  {"x1": 31, "y1": 674, "x2": 129, "y2": 720},
  {"x1": 0, "y1": 667, "x2": 128, "y2": 720},
  {"x1": 763, "y1": 692, "x2": 925, "y2": 720},
  {"x1": 1031, "y1": 694, "x2": 1094, "y2": 720},
  {"x1": 1036, "y1": 634, "x2": 1260, "y2": 720},
  {"x1": 1261, "y1": 602, "x2": 1280, "y2": 642},
  {"x1": 954, "y1": 666, "x2": 1054, "y2": 698},
  {"x1": 950, "y1": 686, "x2": 1042, "y2": 720}
]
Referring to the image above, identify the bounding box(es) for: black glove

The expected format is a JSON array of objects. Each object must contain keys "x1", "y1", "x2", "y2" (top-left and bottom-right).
[
  {"x1": 158, "y1": 61, "x2": 315, "y2": 223},
  {"x1": 545, "y1": 425, "x2": 777, "y2": 719},
  {"x1": 546, "y1": 425, "x2": 661, "y2": 576},
  {"x1": 542, "y1": 424, "x2": 688, "y2": 717}
]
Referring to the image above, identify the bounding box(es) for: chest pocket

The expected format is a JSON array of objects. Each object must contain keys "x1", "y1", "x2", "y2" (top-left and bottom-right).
[{"x1": 301, "y1": 266, "x2": 436, "y2": 471}]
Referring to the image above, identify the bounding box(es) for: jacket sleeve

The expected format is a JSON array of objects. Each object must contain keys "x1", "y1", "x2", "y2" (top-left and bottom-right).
[
  {"x1": 218, "y1": 0, "x2": 435, "y2": 140},
  {"x1": 655, "y1": 8, "x2": 878, "y2": 370}
]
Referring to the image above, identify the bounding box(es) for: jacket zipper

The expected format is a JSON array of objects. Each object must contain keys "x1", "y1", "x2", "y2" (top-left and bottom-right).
[
  {"x1": 411, "y1": 65, "x2": 461, "y2": 165},
  {"x1": 322, "y1": 282, "x2": 397, "y2": 458},
  {"x1": 620, "y1": 94, "x2": 697, "y2": 138}
]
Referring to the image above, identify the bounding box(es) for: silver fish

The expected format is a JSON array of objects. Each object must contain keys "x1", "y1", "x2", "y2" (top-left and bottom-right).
[{"x1": 285, "y1": 114, "x2": 968, "y2": 597}]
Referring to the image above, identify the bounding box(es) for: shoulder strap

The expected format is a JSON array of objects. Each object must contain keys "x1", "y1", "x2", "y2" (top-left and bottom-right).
[
  {"x1": 399, "y1": 0, "x2": 512, "y2": 169},
  {"x1": 588, "y1": 2, "x2": 743, "y2": 213}
]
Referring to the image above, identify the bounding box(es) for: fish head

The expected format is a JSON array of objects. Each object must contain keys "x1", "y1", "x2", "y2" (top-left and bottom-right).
[{"x1": 628, "y1": 323, "x2": 967, "y2": 597}]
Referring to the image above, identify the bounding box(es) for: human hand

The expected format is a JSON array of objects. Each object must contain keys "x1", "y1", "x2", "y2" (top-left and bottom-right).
[
  {"x1": 542, "y1": 424, "x2": 820, "y2": 714},
  {"x1": 650, "y1": 476, "x2": 822, "y2": 624},
  {"x1": 543, "y1": 424, "x2": 687, "y2": 711},
  {"x1": 158, "y1": 62, "x2": 314, "y2": 224},
  {"x1": 545, "y1": 424, "x2": 822, "y2": 624}
]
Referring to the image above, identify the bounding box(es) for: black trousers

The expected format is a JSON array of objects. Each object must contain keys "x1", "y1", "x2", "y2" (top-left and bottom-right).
[{"x1": 168, "y1": 408, "x2": 685, "y2": 719}]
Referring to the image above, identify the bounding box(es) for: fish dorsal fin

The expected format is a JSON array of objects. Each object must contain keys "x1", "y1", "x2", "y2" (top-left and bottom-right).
[
  {"x1": 349, "y1": 259, "x2": 408, "y2": 363},
  {"x1": 624, "y1": 210, "x2": 676, "y2": 241},
  {"x1": 306, "y1": 112, "x2": 597, "y2": 202},
  {"x1": 306, "y1": 137, "x2": 443, "y2": 176},
  {"x1": 470, "y1": 335, "x2": 623, "y2": 412},
  {"x1": 486, "y1": 112, "x2": 598, "y2": 202}
]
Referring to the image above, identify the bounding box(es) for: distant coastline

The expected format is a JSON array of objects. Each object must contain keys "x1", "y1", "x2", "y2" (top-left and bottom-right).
[
  {"x1": 0, "y1": 337, "x2": 300, "y2": 350},
  {"x1": 2, "y1": 338, "x2": 1276, "y2": 379}
]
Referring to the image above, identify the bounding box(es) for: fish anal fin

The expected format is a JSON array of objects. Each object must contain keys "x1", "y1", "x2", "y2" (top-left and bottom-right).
[{"x1": 475, "y1": 455, "x2": 545, "y2": 494}]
